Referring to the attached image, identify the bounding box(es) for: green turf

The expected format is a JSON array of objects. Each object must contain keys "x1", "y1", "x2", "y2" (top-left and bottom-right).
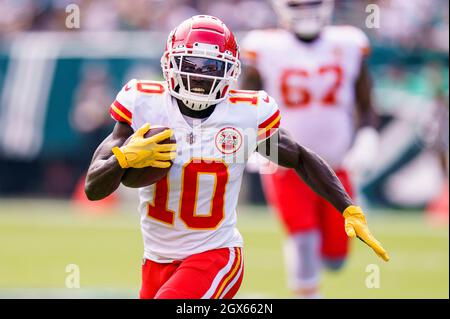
[{"x1": 0, "y1": 200, "x2": 448, "y2": 298}]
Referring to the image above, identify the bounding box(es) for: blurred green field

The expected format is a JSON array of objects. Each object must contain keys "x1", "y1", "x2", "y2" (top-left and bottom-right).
[{"x1": 0, "y1": 199, "x2": 448, "y2": 299}]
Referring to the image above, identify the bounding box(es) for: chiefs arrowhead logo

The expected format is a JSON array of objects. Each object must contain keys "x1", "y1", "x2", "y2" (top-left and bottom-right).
[
  {"x1": 124, "y1": 84, "x2": 132, "y2": 91},
  {"x1": 263, "y1": 95, "x2": 270, "y2": 103},
  {"x1": 215, "y1": 127, "x2": 243, "y2": 155}
]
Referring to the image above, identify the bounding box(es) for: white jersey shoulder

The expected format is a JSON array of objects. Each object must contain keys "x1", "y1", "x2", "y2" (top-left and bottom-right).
[
  {"x1": 242, "y1": 26, "x2": 370, "y2": 59},
  {"x1": 241, "y1": 28, "x2": 289, "y2": 50},
  {"x1": 241, "y1": 29, "x2": 291, "y2": 65},
  {"x1": 110, "y1": 79, "x2": 169, "y2": 131},
  {"x1": 226, "y1": 89, "x2": 280, "y2": 143},
  {"x1": 321, "y1": 25, "x2": 370, "y2": 56}
]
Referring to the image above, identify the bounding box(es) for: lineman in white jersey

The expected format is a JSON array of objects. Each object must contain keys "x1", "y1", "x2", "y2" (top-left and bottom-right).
[
  {"x1": 241, "y1": 0, "x2": 380, "y2": 298},
  {"x1": 85, "y1": 15, "x2": 388, "y2": 299}
]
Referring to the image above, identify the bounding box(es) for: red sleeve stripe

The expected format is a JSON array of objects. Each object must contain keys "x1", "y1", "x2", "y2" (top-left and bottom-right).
[
  {"x1": 110, "y1": 104, "x2": 131, "y2": 125},
  {"x1": 258, "y1": 113, "x2": 281, "y2": 135},
  {"x1": 257, "y1": 118, "x2": 280, "y2": 141},
  {"x1": 113, "y1": 100, "x2": 132, "y2": 119},
  {"x1": 258, "y1": 109, "x2": 280, "y2": 129},
  {"x1": 241, "y1": 50, "x2": 258, "y2": 62},
  {"x1": 361, "y1": 46, "x2": 371, "y2": 56}
]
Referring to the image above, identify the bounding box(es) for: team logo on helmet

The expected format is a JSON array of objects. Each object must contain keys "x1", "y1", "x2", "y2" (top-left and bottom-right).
[{"x1": 215, "y1": 127, "x2": 243, "y2": 155}]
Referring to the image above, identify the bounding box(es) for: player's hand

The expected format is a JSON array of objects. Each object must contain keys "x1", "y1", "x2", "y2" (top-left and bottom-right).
[
  {"x1": 343, "y1": 205, "x2": 390, "y2": 262},
  {"x1": 111, "y1": 123, "x2": 177, "y2": 169}
]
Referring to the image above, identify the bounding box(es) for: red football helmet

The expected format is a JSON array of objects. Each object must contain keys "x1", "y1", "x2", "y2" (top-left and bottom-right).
[{"x1": 161, "y1": 15, "x2": 241, "y2": 111}]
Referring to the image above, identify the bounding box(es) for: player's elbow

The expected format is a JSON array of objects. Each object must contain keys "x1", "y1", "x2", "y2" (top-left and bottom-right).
[{"x1": 84, "y1": 178, "x2": 106, "y2": 201}]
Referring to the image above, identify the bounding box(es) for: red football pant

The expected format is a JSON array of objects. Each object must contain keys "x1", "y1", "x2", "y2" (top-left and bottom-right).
[
  {"x1": 140, "y1": 247, "x2": 244, "y2": 299},
  {"x1": 262, "y1": 168, "x2": 353, "y2": 258}
]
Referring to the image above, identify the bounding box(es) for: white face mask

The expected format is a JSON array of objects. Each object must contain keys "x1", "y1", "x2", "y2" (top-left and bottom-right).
[{"x1": 272, "y1": 0, "x2": 334, "y2": 38}]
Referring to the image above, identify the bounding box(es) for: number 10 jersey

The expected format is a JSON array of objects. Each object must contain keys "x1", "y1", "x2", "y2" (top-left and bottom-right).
[{"x1": 110, "y1": 79, "x2": 280, "y2": 262}]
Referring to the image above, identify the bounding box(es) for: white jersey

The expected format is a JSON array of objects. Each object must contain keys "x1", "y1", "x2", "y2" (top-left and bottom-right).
[
  {"x1": 110, "y1": 80, "x2": 280, "y2": 262},
  {"x1": 242, "y1": 26, "x2": 369, "y2": 168}
]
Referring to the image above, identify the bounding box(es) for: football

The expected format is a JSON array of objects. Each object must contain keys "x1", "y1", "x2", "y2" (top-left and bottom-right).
[{"x1": 121, "y1": 126, "x2": 176, "y2": 188}]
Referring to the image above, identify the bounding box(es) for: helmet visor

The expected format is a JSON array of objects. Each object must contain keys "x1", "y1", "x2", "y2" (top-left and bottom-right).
[{"x1": 175, "y1": 56, "x2": 227, "y2": 77}]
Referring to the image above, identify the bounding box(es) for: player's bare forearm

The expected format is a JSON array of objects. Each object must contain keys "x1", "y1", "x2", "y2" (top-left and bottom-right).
[
  {"x1": 355, "y1": 59, "x2": 378, "y2": 128},
  {"x1": 292, "y1": 144, "x2": 353, "y2": 213},
  {"x1": 259, "y1": 129, "x2": 353, "y2": 213},
  {"x1": 85, "y1": 122, "x2": 133, "y2": 200}
]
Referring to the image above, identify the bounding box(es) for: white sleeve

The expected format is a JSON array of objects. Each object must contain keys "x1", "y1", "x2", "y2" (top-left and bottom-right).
[
  {"x1": 109, "y1": 79, "x2": 138, "y2": 126},
  {"x1": 348, "y1": 27, "x2": 371, "y2": 58},
  {"x1": 240, "y1": 30, "x2": 265, "y2": 68},
  {"x1": 257, "y1": 91, "x2": 281, "y2": 144}
]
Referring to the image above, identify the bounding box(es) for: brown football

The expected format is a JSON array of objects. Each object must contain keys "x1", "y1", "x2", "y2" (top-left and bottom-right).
[{"x1": 121, "y1": 126, "x2": 176, "y2": 188}]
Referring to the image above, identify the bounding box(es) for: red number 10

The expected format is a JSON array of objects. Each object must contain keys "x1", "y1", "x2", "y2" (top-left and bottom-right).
[{"x1": 147, "y1": 159, "x2": 229, "y2": 230}]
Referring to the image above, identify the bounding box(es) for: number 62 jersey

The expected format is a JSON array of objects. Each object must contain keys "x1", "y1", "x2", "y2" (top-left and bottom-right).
[{"x1": 110, "y1": 79, "x2": 281, "y2": 262}]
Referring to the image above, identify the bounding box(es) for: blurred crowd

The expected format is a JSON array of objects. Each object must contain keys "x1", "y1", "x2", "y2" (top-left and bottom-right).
[
  {"x1": 0, "y1": 0, "x2": 448, "y2": 52},
  {"x1": 0, "y1": 0, "x2": 448, "y2": 204}
]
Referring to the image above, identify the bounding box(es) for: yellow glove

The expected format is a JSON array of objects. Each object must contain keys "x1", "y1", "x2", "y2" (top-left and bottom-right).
[
  {"x1": 112, "y1": 123, "x2": 177, "y2": 169},
  {"x1": 343, "y1": 205, "x2": 390, "y2": 262}
]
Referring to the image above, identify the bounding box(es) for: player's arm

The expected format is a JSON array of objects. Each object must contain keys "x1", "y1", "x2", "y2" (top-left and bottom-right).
[
  {"x1": 239, "y1": 31, "x2": 264, "y2": 91},
  {"x1": 240, "y1": 65, "x2": 264, "y2": 91},
  {"x1": 355, "y1": 59, "x2": 377, "y2": 128},
  {"x1": 343, "y1": 58, "x2": 380, "y2": 176},
  {"x1": 265, "y1": 129, "x2": 353, "y2": 212},
  {"x1": 84, "y1": 122, "x2": 133, "y2": 201},
  {"x1": 258, "y1": 129, "x2": 390, "y2": 261},
  {"x1": 85, "y1": 122, "x2": 177, "y2": 200}
]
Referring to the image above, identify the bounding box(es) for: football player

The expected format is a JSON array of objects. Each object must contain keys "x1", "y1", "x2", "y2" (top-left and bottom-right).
[
  {"x1": 241, "y1": 0, "x2": 380, "y2": 298},
  {"x1": 85, "y1": 15, "x2": 388, "y2": 299}
]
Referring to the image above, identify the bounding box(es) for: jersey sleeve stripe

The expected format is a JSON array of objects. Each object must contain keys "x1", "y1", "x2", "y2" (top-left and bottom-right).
[
  {"x1": 113, "y1": 100, "x2": 132, "y2": 119},
  {"x1": 361, "y1": 45, "x2": 371, "y2": 56},
  {"x1": 241, "y1": 49, "x2": 258, "y2": 61},
  {"x1": 258, "y1": 114, "x2": 281, "y2": 135},
  {"x1": 258, "y1": 109, "x2": 280, "y2": 129},
  {"x1": 110, "y1": 103, "x2": 132, "y2": 125},
  {"x1": 258, "y1": 116, "x2": 281, "y2": 142}
]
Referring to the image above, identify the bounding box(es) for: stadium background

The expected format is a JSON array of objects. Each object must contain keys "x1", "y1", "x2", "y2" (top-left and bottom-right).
[{"x1": 0, "y1": 0, "x2": 448, "y2": 298}]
